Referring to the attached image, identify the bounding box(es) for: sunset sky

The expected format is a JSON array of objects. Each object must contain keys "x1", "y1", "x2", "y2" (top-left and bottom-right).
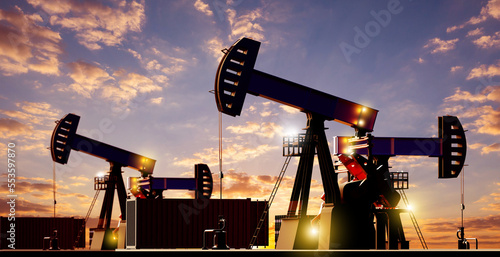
[{"x1": 1, "y1": 0, "x2": 500, "y2": 249}]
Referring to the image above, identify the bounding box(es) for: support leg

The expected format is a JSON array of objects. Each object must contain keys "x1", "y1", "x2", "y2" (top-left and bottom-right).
[
  {"x1": 316, "y1": 121, "x2": 340, "y2": 205},
  {"x1": 287, "y1": 124, "x2": 315, "y2": 217}
]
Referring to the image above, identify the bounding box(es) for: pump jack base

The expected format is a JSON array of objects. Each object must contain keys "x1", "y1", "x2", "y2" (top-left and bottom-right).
[
  {"x1": 275, "y1": 218, "x2": 299, "y2": 249},
  {"x1": 90, "y1": 228, "x2": 118, "y2": 250},
  {"x1": 275, "y1": 217, "x2": 319, "y2": 250}
]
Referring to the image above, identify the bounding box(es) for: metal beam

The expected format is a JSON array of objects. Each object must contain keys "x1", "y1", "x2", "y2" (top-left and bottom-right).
[
  {"x1": 71, "y1": 134, "x2": 155, "y2": 174},
  {"x1": 333, "y1": 136, "x2": 442, "y2": 156},
  {"x1": 333, "y1": 116, "x2": 467, "y2": 179},
  {"x1": 248, "y1": 70, "x2": 378, "y2": 131},
  {"x1": 51, "y1": 113, "x2": 156, "y2": 174},
  {"x1": 215, "y1": 37, "x2": 378, "y2": 132}
]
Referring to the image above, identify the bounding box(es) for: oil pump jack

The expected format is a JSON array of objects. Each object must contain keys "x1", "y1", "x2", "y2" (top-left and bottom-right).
[
  {"x1": 50, "y1": 113, "x2": 213, "y2": 250},
  {"x1": 51, "y1": 113, "x2": 155, "y2": 250},
  {"x1": 214, "y1": 38, "x2": 467, "y2": 249},
  {"x1": 333, "y1": 115, "x2": 467, "y2": 249}
]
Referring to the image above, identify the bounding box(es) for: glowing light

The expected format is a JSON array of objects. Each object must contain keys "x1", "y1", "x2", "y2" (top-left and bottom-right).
[
  {"x1": 311, "y1": 227, "x2": 318, "y2": 235},
  {"x1": 362, "y1": 107, "x2": 366, "y2": 112},
  {"x1": 358, "y1": 119, "x2": 364, "y2": 126},
  {"x1": 285, "y1": 128, "x2": 299, "y2": 136},
  {"x1": 96, "y1": 172, "x2": 106, "y2": 177},
  {"x1": 407, "y1": 205, "x2": 413, "y2": 211}
]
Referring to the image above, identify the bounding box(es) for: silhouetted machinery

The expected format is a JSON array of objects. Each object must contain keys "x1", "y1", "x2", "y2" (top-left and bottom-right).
[
  {"x1": 50, "y1": 113, "x2": 214, "y2": 249},
  {"x1": 51, "y1": 113, "x2": 269, "y2": 250},
  {"x1": 215, "y1": 38, "x2": 467, "y2": 249},
  {"x1": 127, "y1": 164, "x2": 213, "y2": 200},
  {"x1": 51, "y1": 113, "x2": 156, "y2": 249},
  {"x1": 332, "y1": 115, "x2": 466, "y2": 249}
]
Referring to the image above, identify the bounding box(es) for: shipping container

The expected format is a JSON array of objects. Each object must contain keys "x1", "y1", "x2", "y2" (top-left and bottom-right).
[
  {"x1": 126, "y1": 198, "x2": 268, "y2": 249},
  {"x1": 0, "y1": 217, "x2": 85, "y2": 249}
]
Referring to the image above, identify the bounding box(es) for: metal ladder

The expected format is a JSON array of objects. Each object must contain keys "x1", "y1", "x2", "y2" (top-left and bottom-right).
[
  {"x1": 248, "y1": 155, "x2": 292, "y2": 248},
  {"x1": 74, "y1": 190, "x2": 100, "y2": 248},
  {"x1": 399, "y1": 189, "x2": 428, "y2": 249}
]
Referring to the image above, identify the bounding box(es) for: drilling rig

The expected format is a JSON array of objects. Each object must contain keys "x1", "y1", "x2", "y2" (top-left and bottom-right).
[{"x1": 214, "y1": 37, "x2": 467, "y2": 249}]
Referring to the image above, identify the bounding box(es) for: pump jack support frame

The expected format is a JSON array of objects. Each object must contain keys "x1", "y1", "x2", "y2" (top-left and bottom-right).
[
  {"x1": 278, "y1": 114, "x2": 343, "y2": 249},
  {"x1": 97, "y1": 162, "x2": 127, "y2": 230},
  {"x1": 288, "y1": 113, "x2": 341, "y2": 217}
]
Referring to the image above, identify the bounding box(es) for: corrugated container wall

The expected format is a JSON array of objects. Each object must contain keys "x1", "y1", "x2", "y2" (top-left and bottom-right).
[
  {"x1": 131, "y1": 198, "x2": 268, "y2": 249},
  {"x1": 0, "y1": 217, "x2": 85, "y2": 249}
]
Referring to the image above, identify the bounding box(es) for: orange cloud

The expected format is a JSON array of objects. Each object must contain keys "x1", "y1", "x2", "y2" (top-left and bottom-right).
[
  {"x1": 226, "y1": 121, "x2": 283, "y2": 138},
  {"x1": 0, "y1": 196, "x2": 53, "y2": 216},
  {"x1": 279, "y1": 105, "x2": 300, "y2": 114},
  {"x1": 173, "y1": 143, "x2": 279, "y2": 168},
  {"x1": 110, "y1": 70, "x2": 162, "y2": 99},
  {"x1": 205, "y1": 36, "x2": 225, "y2": 61},
  {"x1": 444, "y1": 87, "x2": 488, "y2": 102},
  {"x1": 404, "y1": 214, "x2": 500, "y2": 248},
  {"x1": 64, "y1": 61, "x2": 163, "y2": 105},
  {"x1": 467, "y1": 27, "x2": 485, "y2": 37},
  {"x1": 29, "y1": 0, "x2": 145, "y2": 50},
  {"x1": 474, "y1": 182, "x2": 500, "y2": 211},
  {"x1": 0, "y1": 118, "x2": 32, "y2": 138},
  {"x1": 194, "y1": 0, "x2": 213, "y2": 16},
  {"x1": 0, "y1": 101, "x2": 61, "y2": 156},
  {"x1": 467, "y1": 61, "x2": 500, "y2": 80},
  {"x1": 442, "y1": 86, "x2": 500, "y2": 136},
  {"x1": 470, "y1": 106, "x2": 500, "y2": 135},
  {"x1": 473, "y1": 31, "x2": 500, "y2": 48},
  {"x1": 423, "y1": 38, "x2": 459, "y2": 54},
  {"x1": 0, "y1": 101, "x2": 60, "y2": 126},
  {"x1": 450, "y1": 65, "x2": 464, "y2": 73},
  {"x1": 0, "y1": 173, "x2": 97, "y2": 218},
  {"x1": 66, "y1": 61, "x2": 114, "y2": 98},
  {"x1": 0, "y1": 6, "x2": 63, "y2": 76},
  {"x1": 446, "y1": 0, "x2": 500, "y2": 33},
  {"x1": 226, "y1": 8, "x2": 265, "y2": 42}
]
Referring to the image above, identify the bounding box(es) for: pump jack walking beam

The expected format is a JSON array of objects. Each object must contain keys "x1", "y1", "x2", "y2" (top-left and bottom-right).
[
  {"x1": 215, "y1": 38, "x2": 378, "y2": 210},
  {"x1": 334, "y1": 115, "x2": 467, "y2": 178},
  {"x1": 51, "y1": 113, "x2": 156, "y2": 175},
  {"x1": 215, "y1": 38, "x2": 378, "y2": 134}
]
